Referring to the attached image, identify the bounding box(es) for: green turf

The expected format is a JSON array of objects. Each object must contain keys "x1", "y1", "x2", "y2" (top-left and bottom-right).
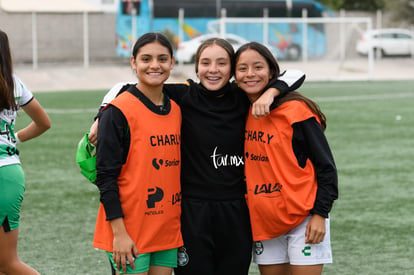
[{"x1": 13, "y1": 81, "x2": 414, "y2": 274}]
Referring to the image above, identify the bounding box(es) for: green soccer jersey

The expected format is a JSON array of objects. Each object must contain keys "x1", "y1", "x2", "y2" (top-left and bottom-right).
[{"x1": 0, "y1": 75, "x2": 33, "y2": 167}]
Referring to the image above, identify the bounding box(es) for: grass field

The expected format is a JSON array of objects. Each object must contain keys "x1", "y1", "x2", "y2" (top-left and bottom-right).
[{"x1": 14, "y1": 80, "x2": 414, "y2": 275}]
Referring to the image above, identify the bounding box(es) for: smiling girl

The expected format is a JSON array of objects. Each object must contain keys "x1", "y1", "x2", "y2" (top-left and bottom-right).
[
  {"x1": 235, "y1": 42, "x2": 338, "y2": 275},
  {"x1": 92, "y1": 33, "x2": 183, "y2": 275}
]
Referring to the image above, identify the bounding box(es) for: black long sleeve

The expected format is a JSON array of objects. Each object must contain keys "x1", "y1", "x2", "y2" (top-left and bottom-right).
[
  {"x1": 96, "y1": 105, "x2": 128, "y2": 220},
  {"x1": 292, "y1": 117, "x2": 338, "y2": 217}
]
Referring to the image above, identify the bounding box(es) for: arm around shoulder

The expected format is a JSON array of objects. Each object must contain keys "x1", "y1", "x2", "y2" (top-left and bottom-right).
[{"x1": 251, "y1": 70, "x2": 306, "y2": 118}]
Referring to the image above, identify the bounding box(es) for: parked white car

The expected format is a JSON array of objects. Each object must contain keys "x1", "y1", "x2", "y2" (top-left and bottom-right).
[
  {"x1": 356, "y1": 28, "x2": 414, "y2": 57},
  {"x1": 176, "y1": 33, "x2": 278, "y2": 63}
]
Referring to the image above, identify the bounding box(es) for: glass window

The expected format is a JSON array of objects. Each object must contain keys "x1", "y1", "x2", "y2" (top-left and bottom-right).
[
  {"x1": 378, "y1": 33, "x2": 394, "y2": 39},
  {"x1": 122, "y1": 0, "x2": 141, "y2": 15},
  {"x1": 395, "y1": 33, "x2": 412, "y2": 39}
]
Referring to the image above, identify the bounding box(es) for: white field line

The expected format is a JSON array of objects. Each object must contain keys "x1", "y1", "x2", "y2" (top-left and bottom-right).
[
  {"x1": 314, "y1": 92, "x2": 414, "y2": 102},
  {"x1": 44, "y1": 108, "x2": 97, "y2": 114},
  {"x1": 43, "y1": 93, "x2": 414, "y2": 114}
]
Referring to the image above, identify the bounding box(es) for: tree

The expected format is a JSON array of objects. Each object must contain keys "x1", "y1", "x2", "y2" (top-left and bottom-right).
[
  {"x1": 385, "y1": 0, "x2": 414, "y2": 25},
  {"x1": 318, "y1": 0, "x2": 414, "y2": 25},
  {"x1": 318, "y1": 0, "x2": 385, "y2": 11}
]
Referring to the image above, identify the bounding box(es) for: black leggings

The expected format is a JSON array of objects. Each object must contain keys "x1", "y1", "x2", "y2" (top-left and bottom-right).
[{"x1": 174, "y1": 197, "x2": 253, "y2": 275}]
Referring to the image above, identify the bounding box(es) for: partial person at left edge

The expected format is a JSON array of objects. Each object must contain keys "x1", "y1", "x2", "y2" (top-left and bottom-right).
[{"x1": 0, "y1": 29, "x2": 51, "y2": 275}]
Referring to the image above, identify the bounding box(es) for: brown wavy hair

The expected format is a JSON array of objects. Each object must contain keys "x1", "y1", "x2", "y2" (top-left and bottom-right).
[{"x1": 0, "y1": 29, "x2": 17, "y2": 111}]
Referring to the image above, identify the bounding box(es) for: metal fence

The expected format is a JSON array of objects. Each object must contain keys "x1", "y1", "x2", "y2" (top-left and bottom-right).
[
  {"x1": 0, "y1": 10, "x2": 123, "y2": 68},
  {"x1": 0, "y1": 8, "x2": 411, "y2": 76}
]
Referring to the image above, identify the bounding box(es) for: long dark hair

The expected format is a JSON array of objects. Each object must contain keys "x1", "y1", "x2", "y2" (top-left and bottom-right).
[
  {"x1": 275, "y1": 92, "x2": 327, "y2": 130},
  {"x1": 0, "y1": 29, "x2": 17, "y2": 111}
]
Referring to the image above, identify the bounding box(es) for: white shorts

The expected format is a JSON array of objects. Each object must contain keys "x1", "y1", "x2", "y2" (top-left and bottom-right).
[{"x1": 253, "y1": 216, "x2": 332, "y2": 266}]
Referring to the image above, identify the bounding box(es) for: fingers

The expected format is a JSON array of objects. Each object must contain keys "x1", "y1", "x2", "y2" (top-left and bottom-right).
[
  {"x1": 121, "y1": 255, "x2": 127, "y2": 274},
  {"x1": 88, "y1": 133, "x2": 97, "y2": 146},
  {"x1": 251, "y1": 105, "x2": 270, "y2": 119},
  {"x1": 88, "y1": 120, "x2": 99, "y2": 146},
  {"x1": 305, "y1": 214, "x2": 327, "y2": 244},
  {"x1": 311, "y1": 232, "x2": 325, "y2": 244},
  {"x1": 305, "y1": 226, "x2": 326, "y2": 244},
  {"x1": 127, "y1": 254, "x2": 136, "y2": 271},
  {"x1": 113, "y1": 253, "x2": 121, "y2": 273},
  {"x1": 113, "y1": 250, "x2": 139, "y2": 273},
  {"x1": 130, "y1": 246, "x2": 139, "y2": 270},
  {"x1": 305, "y1": 223, "x2": 311, "y2": 243},
  {"x1": 113, "y1": 253, "x2": 131, "y2": 273}
]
